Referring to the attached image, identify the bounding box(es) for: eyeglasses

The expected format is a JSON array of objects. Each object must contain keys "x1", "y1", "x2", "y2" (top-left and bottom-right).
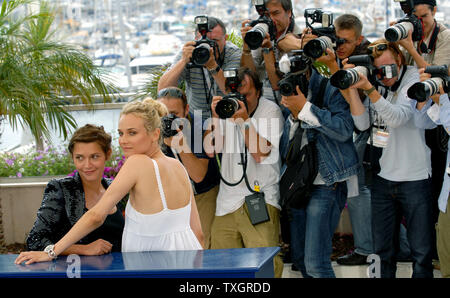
[{"x1": 157, "y1": 88, "x2": 184, "y2": 99}]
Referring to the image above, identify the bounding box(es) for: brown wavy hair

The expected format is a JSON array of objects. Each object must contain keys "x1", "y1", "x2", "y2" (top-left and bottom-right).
[{"x1": 68, "y1": 124, "x2": 112, "y2": 156}]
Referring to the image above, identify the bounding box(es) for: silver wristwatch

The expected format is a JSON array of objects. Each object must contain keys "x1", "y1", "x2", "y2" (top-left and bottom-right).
[{"x1": 44, "y1": 244, "x2": 57, "y2": 259}]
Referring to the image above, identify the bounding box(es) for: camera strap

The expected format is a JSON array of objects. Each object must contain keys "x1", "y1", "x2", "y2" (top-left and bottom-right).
[{"x1": 426, "y1": 22, "x2": 440, "y2": 54}]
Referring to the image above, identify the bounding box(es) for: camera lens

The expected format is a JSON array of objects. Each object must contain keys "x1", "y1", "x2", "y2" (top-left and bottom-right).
[
  {"x1": 384, "y1": 21, "x2": 413, "y2": 42},
  {"x1": 245, "y1": 23, "x2": 269, "y2": 50},
  {"x1": 278, "y1": 76, "x2": 295, "y2": 96},
  {"x1": 192, "y1": 43, "x2": 211, "y2": 65},
  {"x1": 161, "y1": 114, "x2": 179, "y2": 138},
  {"x1": 407, "y1": 77, "x2": 443, "y2": 102},
  {"x1": 330, "y1": 66, "x2": 367, "y2": 90},
  {"x1": 215, "y1": 97, "x2": 240, "y2": 119},
  {"x1": 303, "y1": 36, "x2": 332, "y2": 59}
]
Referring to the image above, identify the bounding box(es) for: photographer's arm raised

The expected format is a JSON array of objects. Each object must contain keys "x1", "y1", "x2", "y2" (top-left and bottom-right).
[
  {"x1": 240, "y1": 20, "x2": 257, "y2": 73},
  {"x1": 168, "y1": 132, "x2": 209, "y2": 183},
  {"x1": 204, "y1": 50, "x2": 227, "y2": 94},
  {"x1": 397, "y1": 30, "x2": 429, "y2": 69},
  {"x1": 158, "y1": 42, "x2": 195, "y2": 91}
]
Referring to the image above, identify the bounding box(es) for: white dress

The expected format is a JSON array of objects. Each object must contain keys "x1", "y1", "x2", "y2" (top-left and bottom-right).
[{"x1": 121, "y1": 158, "x2": 202, "y2": 252}]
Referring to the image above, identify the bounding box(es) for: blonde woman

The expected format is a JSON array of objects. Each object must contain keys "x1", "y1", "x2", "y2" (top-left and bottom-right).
[{"x1": 15, "y1": 99, "x2": 204, "y2": 265}]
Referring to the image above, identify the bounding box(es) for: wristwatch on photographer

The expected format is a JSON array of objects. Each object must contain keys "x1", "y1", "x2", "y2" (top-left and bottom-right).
[
  {"x1": 262, "y1": 47, "x2": 274, "y2": 55},
  {"x1": 363, "y1": 86, "x2": 377, "y2": 96},
  {"x1": 208, "y1": 64, "x2": 221, "y2": 75},
  {"x1": 44, "y1": 244, "x2": 57, "y2": 260}
]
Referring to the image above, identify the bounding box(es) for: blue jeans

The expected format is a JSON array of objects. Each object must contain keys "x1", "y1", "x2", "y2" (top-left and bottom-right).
[
  {"x1": 371, "y1": 176, "x2": 434, "y2": 278},
  {"x1": 347, "y1": 185, "x2": 373, "y2": 255},
  {"x1": 290, "y1": 182, "x2": 348, "y2": 278},
  {"x1": 347, "y1": 131, "x2": 374, "y2": 256}
]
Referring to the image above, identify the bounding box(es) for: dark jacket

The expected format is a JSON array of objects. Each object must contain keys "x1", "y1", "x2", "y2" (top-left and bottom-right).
[{"x1": 26, "y1": 172, "x2": 125, "y2": 252}]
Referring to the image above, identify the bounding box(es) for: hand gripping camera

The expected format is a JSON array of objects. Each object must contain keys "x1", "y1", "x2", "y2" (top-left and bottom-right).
[
  {"x1": 244, "y1": 0, "x2": 276, "y2": 50},
  {"x1": 302, "y1": 8, "x2": 342, "y2": 59},
  {"x1": 277, "y1": 50, "x2": 312, "y2": 96},
  {"x1": 408, "y1": 65, "x2": 449, "y2": 102},
  {"x1": 330, "y1": 55, "x2": 376, "y2": 90},
  {"x1": 215, "y1": 68, "x2": 246, "y2": 119},
  {"x1": 384, "y1": 0, "x2": 424, "y2": 42},
  {"x1": 190, "y1": 15, "x2": 218, "y2": 66}
]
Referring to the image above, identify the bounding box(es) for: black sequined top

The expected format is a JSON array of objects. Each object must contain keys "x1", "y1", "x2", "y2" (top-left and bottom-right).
[{"x1": 26, "y1": 172, "x2": 125, "y2": 252}]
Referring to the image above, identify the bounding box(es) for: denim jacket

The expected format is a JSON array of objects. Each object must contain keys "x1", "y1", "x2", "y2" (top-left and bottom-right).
[{"x1": 299, "y1": 69, "x2": 359, "y2": 185}]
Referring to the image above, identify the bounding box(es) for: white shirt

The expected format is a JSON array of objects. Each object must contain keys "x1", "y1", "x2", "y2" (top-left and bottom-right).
[{"x1": 215, "y1": 97, "x2": 284, "y2": 216}]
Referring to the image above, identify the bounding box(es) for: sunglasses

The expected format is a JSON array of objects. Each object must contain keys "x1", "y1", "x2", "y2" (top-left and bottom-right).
[
  {"x1": 157, "y1": 88, "x2": 184, "y2": 99},
  {"x1": 367, "y1": 43, "x2": 401, "y2": 56},
  {"x1": 367, "y1": 43, "x2": 388, "y2": 55}
]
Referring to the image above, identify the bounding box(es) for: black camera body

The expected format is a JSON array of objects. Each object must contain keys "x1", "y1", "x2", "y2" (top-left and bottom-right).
[
  {"x1": 190, "y1": 15, "x2": 218, "y2": 66},
  {"x1": 384, "y1": 0, "x2": 423, "y2": 42},
  {"x1": 303, "y1": 8, "x2": 339, "y2": 59},
  {"x1": 244, "y1": 0, "x2": 276, "y2": 50},
  {"x1": 215, "y1": 68, "x2": 246, "y2": 119},
  {"x1": 330, "y1": 55, "x2": 376, "y2": 90},
  {"x1": 278, "y1": 50, "x2": 312, "y2": 96},
  {"x1": 408, "y1": 65, "x2": 450, "y2": 102},
  {"x1": 161, "y1": 113, "x2": 179, "y2": 138}
]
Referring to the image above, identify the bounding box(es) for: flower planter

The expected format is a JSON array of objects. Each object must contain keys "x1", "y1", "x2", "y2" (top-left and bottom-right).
[{"x1": 0, "y1": 176, "x2": 65, "y2": 246}]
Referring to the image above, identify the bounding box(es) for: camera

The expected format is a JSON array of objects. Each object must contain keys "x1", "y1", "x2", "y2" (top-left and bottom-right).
[
  {"x1": 407, "y1": 65, "x2": 449, "y2": 102},
  {"x1": 161, "y1": 113, "x2": 179, "y2": 138},
  {"x1": 215, "y1": 68, "x2": 246, "y2": 119},
  {"x1": 244, "y1": 0, "x2": 276, "y2": 50},
  {"x1": 278, "y1": 50, "x2": 312, "y2": 96},
  {"x1": 330, "y1": 55, "x2": 375, "y2": 90},
  {"x1": 384, "y1": 0, "x2": 423, "y2": 42},
  {"x1": 303, "y1": 8, "x2": 338, "y2": 59},
  {"x1": 191, "y1": 15, "x2": 218, "y2": 66}
]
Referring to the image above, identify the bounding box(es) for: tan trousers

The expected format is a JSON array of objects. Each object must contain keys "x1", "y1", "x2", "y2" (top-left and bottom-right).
[
  {"x1": 437, "y1": 202, "x2": 450, "y2": 278},
  {"x1": 194, "y1": 185, "x2": 219, "y2": 249},
  {"x1": 210, "y1": 203, "x2": 283, "y2": 278}
]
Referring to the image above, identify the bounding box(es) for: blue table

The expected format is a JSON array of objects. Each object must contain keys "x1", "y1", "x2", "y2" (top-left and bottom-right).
[{"x1": 0, "y1": 247, "x2": 280, "y2": 278}]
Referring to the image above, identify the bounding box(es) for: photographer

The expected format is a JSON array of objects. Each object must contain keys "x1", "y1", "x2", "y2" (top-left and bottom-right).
[
  {"x1": 241, "y1": 0, "x2": 302, "y2": 104},
  {"x1": 156, "y1": 87, "x2": 220, "y2": 249},
  {"x1": 396, "y1": 0, "x2": 450, "y2": 69},
  {"x1": 280, "y1": 63, "x2": 359, "y2": 277},
  {"x1": 410, "y1": 68, "x2": 450, "y2": 277},
  {"x1": 158, "y1": 17, "x2": 241, "y2": 119},
  {"x1": 395, "y1": 0, "x2": 450, "y2": 261},
  {"x1": 344, "y1": 39, "x2": 434, "y2": 278},
  {"x1": 205, "y1": 67, "x2": 284, "y2": 277},
  {"x1": 315, "y1": 14, "x2": 375, "y2": 266}
]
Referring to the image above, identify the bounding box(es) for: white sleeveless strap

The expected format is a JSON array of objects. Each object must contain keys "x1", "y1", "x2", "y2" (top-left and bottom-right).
[{"x1": 151, "y1": 159, "x2": 168, "y2": 210}]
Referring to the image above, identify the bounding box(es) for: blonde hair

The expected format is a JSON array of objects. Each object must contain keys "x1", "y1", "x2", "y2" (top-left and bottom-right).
[
  {"x1": 369, "y1": 38, "x2": 405, "y2": 65},
  {"x1": 120, "y1": 98, "x2": 168, "y2": 143}
]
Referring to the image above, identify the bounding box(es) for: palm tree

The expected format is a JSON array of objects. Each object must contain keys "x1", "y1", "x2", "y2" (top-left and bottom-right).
[{"x1": 0, "y1": 0, "x2": 119, "y2": 150}]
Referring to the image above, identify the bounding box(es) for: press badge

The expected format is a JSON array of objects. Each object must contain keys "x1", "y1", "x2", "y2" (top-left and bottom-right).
[
  {"x1": 244, "y1": 181, "x2": 269, "y2": 225},
  {"x1": 368, "y1": 127, "x2": 390, "y2": 148}
]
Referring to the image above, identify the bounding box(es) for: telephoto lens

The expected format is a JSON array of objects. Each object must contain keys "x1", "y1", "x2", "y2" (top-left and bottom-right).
[
  {"x1": 192, "y1": 42, "x2": 211, "y2": 66},
  {"x1": 215, "y1": 96, "x2": 241, "y2": 119},
  {"x1": 384, "y1": 21, "x2": 414, "y2": 42},
  {"x1": 330, "y1": 66, "x2": 368, "y2": 90},
  {"x1": 407, "y1": 77, "x2": 444, "y2": 102},
  {"x1": 245, "y1": 23, "x2": 269, "y2": 50},
  {"x1": 303, "y1": 36, "x2": 333, "y2": 59}
]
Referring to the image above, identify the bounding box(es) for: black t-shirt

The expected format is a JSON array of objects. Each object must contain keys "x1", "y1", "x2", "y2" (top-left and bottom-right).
[{"x1": 162, "y1": 111, "x2": 220, "y2": 195}]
